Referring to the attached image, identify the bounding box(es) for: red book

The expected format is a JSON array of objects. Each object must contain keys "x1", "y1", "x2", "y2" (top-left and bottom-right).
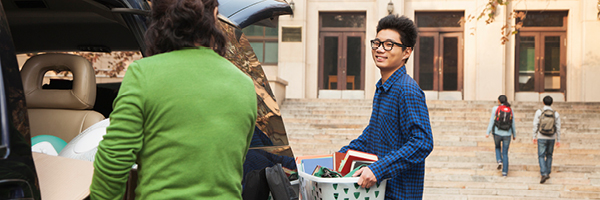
[
  {"x1": 333, "y1": 152, "x2": 346, "y2": 171},
  {"x1": 337, "y1": 149, "x2": 378, "y2": 175}
]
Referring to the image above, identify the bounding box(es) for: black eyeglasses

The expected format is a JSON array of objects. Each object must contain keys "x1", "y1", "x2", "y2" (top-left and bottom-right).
[{"x1": 370, "y1": 39, "x2": 407, "y2": 51}]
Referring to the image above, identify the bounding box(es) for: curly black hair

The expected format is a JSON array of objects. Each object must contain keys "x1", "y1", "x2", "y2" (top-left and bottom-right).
[
  {"x1": 376, "y1": 14, "x2": 418, "y2": 50},
  {"x1": 145, "y1": 0, "x2": 226, "y2": 56}
]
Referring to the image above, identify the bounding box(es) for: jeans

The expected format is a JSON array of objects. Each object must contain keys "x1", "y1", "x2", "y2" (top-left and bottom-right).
[
  {"x1": 493, "y1": 134, "x2": 511, "y2": 174},
  {"x1": 538, "y1": 139, "x2": 555, "y2": 176}
]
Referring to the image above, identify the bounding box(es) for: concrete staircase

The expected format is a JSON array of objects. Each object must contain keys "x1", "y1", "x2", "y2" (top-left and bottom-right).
[{"x1": 281, "y1": 99, "x2": 600, "y2": 199}]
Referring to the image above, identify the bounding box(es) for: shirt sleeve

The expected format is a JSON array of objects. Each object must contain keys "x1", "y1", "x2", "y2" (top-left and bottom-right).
[
  {"x1": 532, "y1": 110, "x2": 541, "y2": 139},
  {"x1": 339, "y1": 125, "x2": 371, "y2": 153},
  {"x1": 369, "y1": 90, "x2": 434, "y2": 181},
  {"x1": 555, "y1": 111, "x2": 561, "y2": 142},
  {"x1": 511, "y1": 110, "x2": 517, "y2": 137},
  {"x1": 486, "y1": 107, "x2": 497, "y2": 135},
  {"x1": 90, "y1": 62, "x2": 146, "y2": 200}
]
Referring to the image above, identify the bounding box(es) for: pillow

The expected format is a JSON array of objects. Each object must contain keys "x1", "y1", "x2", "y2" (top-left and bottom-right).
[{"x1": 58, "y1": 118, "x2": 110, "y2": 162}]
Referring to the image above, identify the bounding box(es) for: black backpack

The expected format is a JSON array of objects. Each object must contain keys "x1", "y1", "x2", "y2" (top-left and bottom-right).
[
  {"x1": 266, "y1": 164, "x2": 298, "y2": 200},
  {"x1": 242, "y1": 168, "x2": 270, "y2": 200},
  {"x1": 537, "y1": 109, "x2": 556, "y2": 136},
  {"x1": 494, "y1": 105, "x2": 513, "y2": 131}
]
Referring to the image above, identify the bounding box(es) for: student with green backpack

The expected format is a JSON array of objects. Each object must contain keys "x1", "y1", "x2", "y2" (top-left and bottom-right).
[{"x1": 533, "y1": 95, "x2": 561, "y2": 184}]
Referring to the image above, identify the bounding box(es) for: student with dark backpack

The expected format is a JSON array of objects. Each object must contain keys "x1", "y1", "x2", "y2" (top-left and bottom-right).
[
  {"x1": 486, "y1": 95, "x2": 516, "y2": 177},
  {"x1": 533, "y1": 96, "x2": 561, "y2": 184}
]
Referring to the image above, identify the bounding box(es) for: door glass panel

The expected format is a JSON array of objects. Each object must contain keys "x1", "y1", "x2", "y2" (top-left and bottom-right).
[
  {"x1": 518, "y1": 36, "x2": 536, "y2": 91},
  {"x1": 544, "y1": 36, "x2": 561, "y2": 91},
  {"x1": 346, "y1": 36, "x2": 361, "y2": 90},
  {"x1": 321, "y1": 13, "x2": 366, "y2": 28},
  {"x1": 323, "y1": 37, "x2": 339, "y2": 89},
  {"x1": 442, "y1": 37, "x2": 458, "y2": 91},
  {"x1": 418, "y1": 37, "x2": 434, "y2": 90}
]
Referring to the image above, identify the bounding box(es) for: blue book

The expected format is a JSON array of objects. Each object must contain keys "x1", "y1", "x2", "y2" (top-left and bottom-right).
[{"x1": 302, "y1": 157, "x2": 333, "y2": 173}]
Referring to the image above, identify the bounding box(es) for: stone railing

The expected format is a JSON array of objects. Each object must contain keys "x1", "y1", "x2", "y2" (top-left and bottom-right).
[{"x1": 269, "y1": 77, "x2": 288, "y2": 107}]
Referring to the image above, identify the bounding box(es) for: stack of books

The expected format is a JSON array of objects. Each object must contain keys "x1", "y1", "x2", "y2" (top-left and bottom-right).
[
  {"x1": 297, "y1": 149, "x2": 378, "y2": 177},
  {"x1": 336, "y1": 149, "x2": 378, "y2": 176}
]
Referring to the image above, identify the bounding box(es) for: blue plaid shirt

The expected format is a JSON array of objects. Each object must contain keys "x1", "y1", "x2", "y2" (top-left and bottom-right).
[{"x1": 339, "y1": 66, "x2": 434, "y2": 200}]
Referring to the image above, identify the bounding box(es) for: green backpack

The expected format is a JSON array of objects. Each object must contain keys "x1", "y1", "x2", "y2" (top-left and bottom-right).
[{"x1": 538, "y1": 109, "x2": 556, "y2": 136}]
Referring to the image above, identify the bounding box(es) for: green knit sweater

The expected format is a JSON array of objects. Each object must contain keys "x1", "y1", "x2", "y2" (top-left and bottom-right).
[{"x1": 90, "y1": 47, "x2": 257, "y2": 200}]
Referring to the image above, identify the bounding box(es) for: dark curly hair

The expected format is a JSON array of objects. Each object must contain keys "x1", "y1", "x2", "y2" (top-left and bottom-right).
[
  {"x1": 376, "y1": 15, "x2": 417, "y2": 62},
  {"x1": 145, "y1": 0, "x2": 226, "y2": 56}
]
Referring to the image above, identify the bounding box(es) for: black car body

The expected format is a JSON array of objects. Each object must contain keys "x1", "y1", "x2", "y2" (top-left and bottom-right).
[{"x1": 0, "y1": 0, "x2": 293, "y2": 199}]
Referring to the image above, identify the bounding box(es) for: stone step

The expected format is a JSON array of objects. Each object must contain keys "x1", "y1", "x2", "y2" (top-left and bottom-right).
[
  {"x1": 285, "y1": 98, "x2": 600, "y2": 106},
  {"x1": 429, "y1": 113, "x2": 600, "y2": 119},
  {"x1": 284, "y1": 100, "x2": 600, "y2": 110},
  {"x1": 283, "y1": 110, "x2": 600, "y2": 116},
  {"x1": 426, "y1": 154, "x2": 600, "y2": 166},
  {"x1": 431, "y1": 121, "x2": 600, "y2": 127},
  {"x1": 423, "y1": 189, "x2": 600, "y2": 199},
  {"x1": 285, "y1": 128, "x2": 600, "y2": 138},
  {"x1": 281, "y1": 114, "x2": 371, "y2": 120},
  {"x1": 431, "y1": 135, "x2": 600, "y2": 143},
  {"x1": 282, "y1": 103, "x2": 600, "y2": 111},
  {"x1": 283, "y1": 111, "x2": 600, "y2": 118},
  {"x1": 283, "y1": 116, "x2": 600, "y2": 125},
  {"x1": 290, "y1": 120, "x2": 600, "y2": 129},
  {"x1": 283, "y1": 109, "x2": 600, "y2": 117},
  {"x1": 283, "y1": 98, "x2": 600, "y2": 105}
]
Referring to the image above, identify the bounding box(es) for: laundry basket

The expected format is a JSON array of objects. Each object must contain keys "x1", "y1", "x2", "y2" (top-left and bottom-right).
[{"x1": 297, "y1": 168, "x2": 387, "y2": 200}]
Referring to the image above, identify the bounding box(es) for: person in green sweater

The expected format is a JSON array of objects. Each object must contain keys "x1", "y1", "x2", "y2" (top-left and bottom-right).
[{"x1": 89, "y1": 0, "x2": 257, "y2": 199}]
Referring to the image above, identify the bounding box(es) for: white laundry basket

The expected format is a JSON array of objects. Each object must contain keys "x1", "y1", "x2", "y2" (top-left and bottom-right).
[{"x1": 297, "y1": 169, "x2": 387, "y2": 200}]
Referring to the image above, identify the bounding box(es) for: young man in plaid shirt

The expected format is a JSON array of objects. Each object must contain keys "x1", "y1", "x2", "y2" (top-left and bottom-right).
[{"x1": 339, "y1": 14, "x2": 434, "y2": 200}]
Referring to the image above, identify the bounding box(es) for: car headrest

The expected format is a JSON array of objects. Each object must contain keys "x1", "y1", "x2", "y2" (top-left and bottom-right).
[{"x1": 21, "y1": 53, "x2": 96, "y2": 110}]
